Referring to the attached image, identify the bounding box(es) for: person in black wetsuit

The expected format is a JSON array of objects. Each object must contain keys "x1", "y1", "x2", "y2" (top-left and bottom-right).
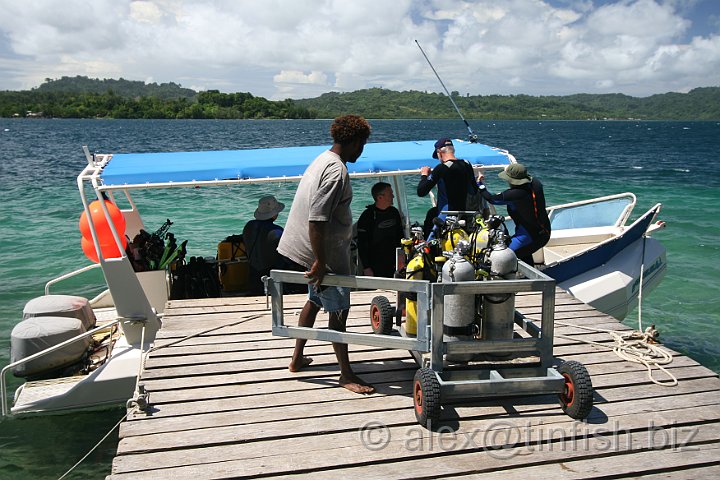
[
  {"x1": 477, "y1": 163, "x2": 551, "y2": 265},
  {"x1": 356, "y1": 182, "x2": 404, "y2": 277},
  {"x1": 417, "y1": 137, "x2": 478, "y2": 228},
  {"x1": 242, "y1": 195, "x2": 285, "y2": 294}
]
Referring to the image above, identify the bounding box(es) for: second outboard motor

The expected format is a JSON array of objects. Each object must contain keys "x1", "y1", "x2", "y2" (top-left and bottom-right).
[{"x1": 442, "y1": 249, "x2": 476, "y2": 363}]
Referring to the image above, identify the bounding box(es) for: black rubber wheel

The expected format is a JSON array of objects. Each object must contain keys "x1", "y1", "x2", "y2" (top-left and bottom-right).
[
  {"x1": 558, "y1": 360, "x2": 594, "y2": 419},
  {"x1": 370, "y1": 296, "x2": 395, "y2": 335},
  {"x1": 413, "y1": 368, "x2": 441, "y2": 428}
]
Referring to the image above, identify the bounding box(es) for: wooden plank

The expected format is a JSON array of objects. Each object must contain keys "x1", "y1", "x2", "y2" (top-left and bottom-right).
[
  {"x1": 111, "y1": 402, "x2": 720, "y2": 477},
  {"x1": 140, "y1": 348, "x2": 410, "y2": 379}
]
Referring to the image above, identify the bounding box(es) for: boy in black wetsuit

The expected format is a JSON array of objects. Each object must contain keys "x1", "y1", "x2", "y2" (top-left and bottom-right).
[
  {"x1": 478, "y1": 163, "x2": 551, "y2": 265},
  {"x1": 356, "y1": 182, "x2": 404, "y2": 278}
]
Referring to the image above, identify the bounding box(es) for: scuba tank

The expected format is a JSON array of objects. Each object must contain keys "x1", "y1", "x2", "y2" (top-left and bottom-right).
[
  {"x1": 402, "y1": 233, "x2": 439, "y2": 336},
  {"x1": 481, "y1": 221, "x2": 518, "y2": 348},
  {"x1": 440, "y1": 216, "x2": 469, "y2": 252},
  {"x1": 404, "y1": 252, "x2": 423, "y2": 336},
  {"x1": 442, "y1": 247, "x2": 476, "y2": 363},
  {"x1": 469, "y1": 217, "x2": 489, "y2": 264}
]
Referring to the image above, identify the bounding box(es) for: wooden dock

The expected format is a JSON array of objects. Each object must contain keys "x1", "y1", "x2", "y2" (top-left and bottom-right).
[{"x1": 109, "y1": 289, "x2": 720, "y2": 479}]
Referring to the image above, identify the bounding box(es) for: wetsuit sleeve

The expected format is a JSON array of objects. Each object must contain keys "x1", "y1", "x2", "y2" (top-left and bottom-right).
[
  {"x1": 417, "y1": 164, "x2": 443, "y2": 197},
  {"x1": 356, "y1": 208, "x2": 372, "y2": 267},
  {"x1": 477, "y1": 182, "x2": 510, "y2": 205}
]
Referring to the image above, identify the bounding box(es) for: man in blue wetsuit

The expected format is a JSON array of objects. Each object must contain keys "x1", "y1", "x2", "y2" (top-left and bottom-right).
[
  {"x1": 417, "y1": 138, "x2": 477, "y2": 225},
  {"x1": 478, "y1": 163, "x2": 551, "y2": 265}
]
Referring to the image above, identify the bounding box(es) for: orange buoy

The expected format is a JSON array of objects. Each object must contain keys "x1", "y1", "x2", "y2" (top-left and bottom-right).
[
  {"x1": 79, "y1": 200, "x2": 126, "y2": 243},
  {"x1": 81, "y1": 234, "x2": 128, "y2": 263},
  {"x1": 79, "y1": 200, "x2": 127, "y2": 262}
]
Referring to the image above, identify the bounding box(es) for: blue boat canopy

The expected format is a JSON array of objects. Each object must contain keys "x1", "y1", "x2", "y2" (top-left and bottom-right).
[{"x1": 98, "y1": 139, "x2": 513, "y2": 188}]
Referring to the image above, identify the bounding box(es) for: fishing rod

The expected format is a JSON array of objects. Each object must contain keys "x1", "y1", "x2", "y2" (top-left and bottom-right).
[{"x1": 415, "y1": 39, "x2": 478, "y2": 143}]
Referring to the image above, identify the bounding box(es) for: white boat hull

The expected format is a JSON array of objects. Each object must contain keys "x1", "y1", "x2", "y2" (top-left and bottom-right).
[
  {"x1": 11, "y1": 336, "x2": 141, "y2": 415},
  {"x1": 559, "y1": 236, "x2": 667, "y2": 320}
]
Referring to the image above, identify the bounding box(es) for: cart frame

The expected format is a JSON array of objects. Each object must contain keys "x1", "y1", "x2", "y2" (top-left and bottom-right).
[{"x1": 268, "y1": 260, "x2": 566, "y2": 401}]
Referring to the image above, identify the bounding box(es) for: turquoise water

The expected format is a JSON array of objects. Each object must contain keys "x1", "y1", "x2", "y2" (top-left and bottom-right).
[{"x1": 0, "y1": 118, "x2": 718, "y2": 478}]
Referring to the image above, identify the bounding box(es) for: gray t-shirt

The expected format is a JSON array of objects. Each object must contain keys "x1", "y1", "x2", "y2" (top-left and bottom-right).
[{"x1": 277, "y1": 150, "x2": 353, "y2": 275}]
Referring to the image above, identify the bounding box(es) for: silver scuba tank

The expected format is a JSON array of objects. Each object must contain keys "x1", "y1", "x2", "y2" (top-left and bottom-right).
[
  {"x1": 482, "y1": 243, "x2": 518, "y2": 350},
  {"x1": 442, "y1": 250, "x2": 476, "y2": 362}
]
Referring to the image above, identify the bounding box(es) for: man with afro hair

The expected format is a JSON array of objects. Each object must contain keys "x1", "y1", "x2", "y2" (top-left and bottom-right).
[{"x1": 278, "y1": 114, "x2": 374, "y2": 394}]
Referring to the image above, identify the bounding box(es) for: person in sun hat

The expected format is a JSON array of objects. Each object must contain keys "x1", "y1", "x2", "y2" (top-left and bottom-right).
[
  {"x1": 417, "y1": 137, "x2": 479, "y2": 232},
  {"x1": 242, "y1": 195, "x2": 285, "y2": 295},
  {"x1": 477, "y1": 163, "x2": 551, "y2": 265}
]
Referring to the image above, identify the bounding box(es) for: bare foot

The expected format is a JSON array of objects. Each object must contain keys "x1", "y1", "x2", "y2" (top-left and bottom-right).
[
  {"x1": 288, "y1": 356, "x2": 313, "y2": 372},
  {"x1": 339, "y1": 373, "x2": 375, "y2": 394}
]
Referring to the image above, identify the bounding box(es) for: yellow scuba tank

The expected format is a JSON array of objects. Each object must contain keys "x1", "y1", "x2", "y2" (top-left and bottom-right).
[
  {"x1": 404, "y1": 253, "x2": 424, "y2": 335},
  {"x1": 470, "y1": 219, "x2": 490, "y2": 262},
  {"x1": 441, "y1": 227, "x2": 469, "y2": 253}
]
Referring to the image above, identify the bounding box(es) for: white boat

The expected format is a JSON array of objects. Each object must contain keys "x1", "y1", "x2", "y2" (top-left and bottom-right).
[
  {"x1": 538, "y1": 193, "x2": 666, "y2": 320},
  {"x1": 1, "y1": 138, "x2": 666, "y2": 416}
]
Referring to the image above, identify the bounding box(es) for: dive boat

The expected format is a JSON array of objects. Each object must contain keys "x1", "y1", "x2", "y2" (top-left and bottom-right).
[
  {"x1": 538, "y1": 193, "x2": 666, "y2": 320},
  {"x1": 1, "y1": 138, "x2": 665, "y2": 416}
]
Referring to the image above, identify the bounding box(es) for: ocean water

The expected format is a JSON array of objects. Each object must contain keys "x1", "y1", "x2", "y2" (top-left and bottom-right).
[{"x1": 0, "y1": 118, "x2": 718, "y2": 479}]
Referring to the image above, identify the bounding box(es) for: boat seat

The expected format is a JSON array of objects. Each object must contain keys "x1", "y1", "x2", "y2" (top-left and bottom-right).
[
  {"x1": 23, "y1": 294, "x2": 96, "y2": 330},
  {"x1": 536, "y1": 226, "x2": 620, "y2": 265},
  {"x1": 545, "y1": 226, "x2": 619, "y2": 247}
]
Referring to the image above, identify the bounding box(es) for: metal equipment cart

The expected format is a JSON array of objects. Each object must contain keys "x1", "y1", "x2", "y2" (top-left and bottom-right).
[{"x1": 267, "y1": 262, "x2": 593, "y2": 428}]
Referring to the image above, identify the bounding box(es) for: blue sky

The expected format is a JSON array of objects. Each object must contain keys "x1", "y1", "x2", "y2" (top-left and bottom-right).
[{"x1": 0, "y1": 0, "x2": 718, "y2": 99}]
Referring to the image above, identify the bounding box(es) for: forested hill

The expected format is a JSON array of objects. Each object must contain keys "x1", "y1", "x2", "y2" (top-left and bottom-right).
[
  {"x1": 294, "y1": 87, "x2": 720, "y2": 120},
  {"x1": 1, "y1": 76, "x2": 718, "y2": 120},
  {"x1": 36, "y1": 76, "x2": 197, "y2": 100},
  {"x1": 0, "y1": 76, "x2": 315, "y2": 119}
]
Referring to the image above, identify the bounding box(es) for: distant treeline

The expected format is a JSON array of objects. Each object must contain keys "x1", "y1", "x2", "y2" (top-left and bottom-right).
[
  {"x1": 0, "y1": 76, "x2": 315, "y2": 119},
  {"x1": 295, "y1": 87, "x2": 720, "y2": 120},
  {"x1": 1, "y1": 75, "x2": 718, "y2": 120}
]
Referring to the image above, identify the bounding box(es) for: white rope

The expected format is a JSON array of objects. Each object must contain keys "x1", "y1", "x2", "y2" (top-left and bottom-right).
[
  {"x1": 144, "y1": 312, "x2": 264, "y2": 359},
  {"x1": 637, "y1": 234, "x2": 648, "y2": 333},
  {"x1": 57, "y1": 407, "x2": 137, "y2": 480},
  {"x1": 556, "y1": 320, "x2": 678, "y2": 387},
  {"x1": 134, "y1": 323, "x2": 147, "y2": 394}
]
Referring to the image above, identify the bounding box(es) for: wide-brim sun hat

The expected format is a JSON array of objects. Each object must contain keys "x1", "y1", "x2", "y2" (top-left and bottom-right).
[
  {"x1": 254, "y1": 195, "x2": 285, "y2": 220},
  {"x1": 498, "y1": 163, "x2": 532, "y2": 185}
]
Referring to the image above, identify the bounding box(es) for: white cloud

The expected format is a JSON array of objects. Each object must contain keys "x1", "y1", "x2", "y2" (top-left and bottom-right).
[
  {"x1": 274, "y1": 70, "x2": 328, "y2": 86},
  {"x1": 0, "y1": 0, "x2": 717, "y2": 99}
]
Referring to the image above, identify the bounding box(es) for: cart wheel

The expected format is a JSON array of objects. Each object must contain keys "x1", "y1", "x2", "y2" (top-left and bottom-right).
[
  {"x1": 558, "y1": 360, "x2": 593, "y2": 419},
  {"x1": 413, "y1": 368, "x2": 441, "y2": 428},
  {"x1": 370, "y1": 296, "x2": 394, "y2": 335}
]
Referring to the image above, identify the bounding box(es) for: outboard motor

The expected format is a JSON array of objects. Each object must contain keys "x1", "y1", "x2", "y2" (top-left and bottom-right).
[
  {"x1": 482, "y1": 229, "x2": 518, "y2": 347},
  {"x1": 442, "y1": 243, "x2": 476, "y2": 363},
  {"x1": 11, "y1": 295, "x2": 96, "y2": 379}
]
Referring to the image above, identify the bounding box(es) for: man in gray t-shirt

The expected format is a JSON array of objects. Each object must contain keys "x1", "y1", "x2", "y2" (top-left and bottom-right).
[{"x1": 277, "y1": 114, "x2": 374, "y2": 394}]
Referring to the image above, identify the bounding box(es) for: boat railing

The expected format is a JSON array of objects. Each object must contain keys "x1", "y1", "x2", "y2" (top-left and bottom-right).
[
  {"x1": 1, "y1": 318, "x2": 122, "y2": 416},
  {"x1": 44, "y1": 263, "x2": 102, "y2": 296}
]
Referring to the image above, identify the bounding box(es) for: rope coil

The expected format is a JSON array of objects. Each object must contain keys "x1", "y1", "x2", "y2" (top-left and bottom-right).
[{"x1": 556, "y1": 320, "x2": 677, "y2": 387}]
